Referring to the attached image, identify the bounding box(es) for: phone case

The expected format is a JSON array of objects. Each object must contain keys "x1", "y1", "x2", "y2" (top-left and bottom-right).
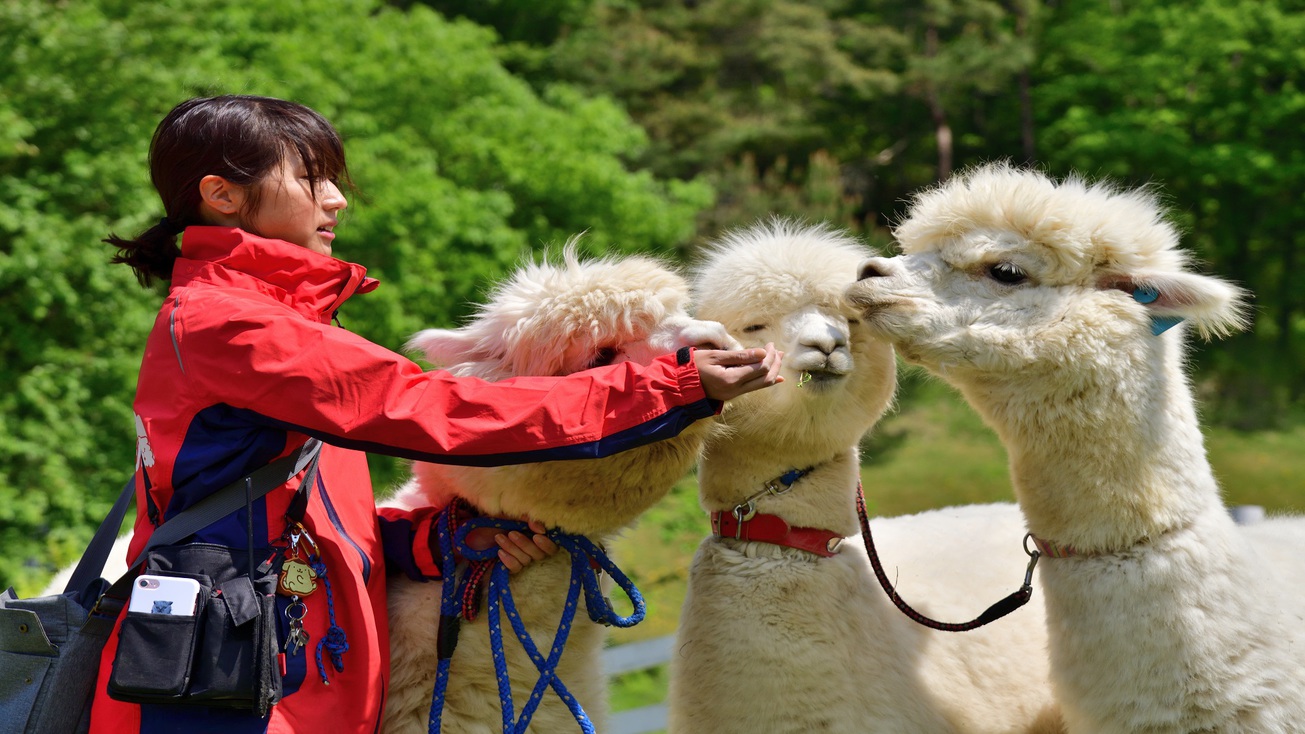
[{"x1": 128, "y1": 574, "x2": 202, "y2": 616}]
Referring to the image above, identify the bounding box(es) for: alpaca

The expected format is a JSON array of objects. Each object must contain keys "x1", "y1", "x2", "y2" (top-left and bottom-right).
[
  {"x1": 846, "y1": 163, "x2": 1305, "y2": 733},
  {"x1": 668, "y1": 220, "x2": 1062, "y2": 733},
  {"x1": 381, "y1": 247, "x2": 736, "y2": 734}
]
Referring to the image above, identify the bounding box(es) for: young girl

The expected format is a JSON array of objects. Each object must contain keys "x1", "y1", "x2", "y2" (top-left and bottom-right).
[{"x1": 93, "y1": 94, "x2": 781, "y2": 733}]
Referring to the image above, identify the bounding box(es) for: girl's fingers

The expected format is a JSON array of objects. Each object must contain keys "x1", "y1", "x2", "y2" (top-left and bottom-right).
[
  {"x1": 532, "y1": 534, "x2": 559, "y2": 555},
  {"x1": 497, "y1": 549, "x2": 524, "y2": 574}
]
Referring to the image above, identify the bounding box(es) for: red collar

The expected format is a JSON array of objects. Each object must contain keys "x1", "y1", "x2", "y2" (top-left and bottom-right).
[
  {"x1": 1027, "y1": 534, "x2": 1078, "y2": 558},
  {"x1": 710, "y1": 510, "x2": 843, "y2": 558}
]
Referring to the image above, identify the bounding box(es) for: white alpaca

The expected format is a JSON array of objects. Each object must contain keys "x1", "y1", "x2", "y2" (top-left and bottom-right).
[
  {"x1": 668, "y1": 221, "x2": 1061, "y2": 733},
  {"x1": 381, "y1": 248, "x2": 735, "y2": 734},
  {"x1": 847, "y1": 163, "x2": 1305, "y2": 733}
]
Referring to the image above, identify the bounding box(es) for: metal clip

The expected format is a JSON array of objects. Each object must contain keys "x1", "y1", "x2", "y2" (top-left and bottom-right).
[
  {"x1": 1021, "y1": 533, "x2": 1041, "y2": 589},
  {"x1": 732, "y1": 504, "x2": 751, "y2": 538},
  {"x1": 762, "y1": 477, "x2": 797, "y2": 496}
]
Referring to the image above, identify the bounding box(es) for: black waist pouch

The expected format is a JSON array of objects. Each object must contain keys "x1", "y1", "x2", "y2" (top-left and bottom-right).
[{"x1": 107, "y1": 543, "x2": 282, "y2": 717}]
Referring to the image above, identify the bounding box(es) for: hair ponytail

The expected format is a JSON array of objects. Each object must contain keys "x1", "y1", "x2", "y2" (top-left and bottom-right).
[{"x1": 105, "y1": 217, "x2": 185, "y2": 286}]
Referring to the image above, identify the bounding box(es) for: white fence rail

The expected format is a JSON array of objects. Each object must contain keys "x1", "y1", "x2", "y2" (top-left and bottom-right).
[{"x1": 603, "y1": 635, "x2": 676, "y2": 734}]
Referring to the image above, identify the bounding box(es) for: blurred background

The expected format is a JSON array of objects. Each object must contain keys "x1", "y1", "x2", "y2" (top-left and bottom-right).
[{"x1": 3, "y1": 0, "x2": 1303, "y2": 721}]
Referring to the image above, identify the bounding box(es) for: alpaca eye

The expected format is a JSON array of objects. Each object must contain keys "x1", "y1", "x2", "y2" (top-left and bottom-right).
[
  {"x1": 587, "y1": 346, "x2": 620, "y2": 369},
  {"x1": 742, "y1": 324, "x2": 767, "y2": 333},
  {"x1": 988, "y1": 262, "x2": 1028, "y2": 285}
]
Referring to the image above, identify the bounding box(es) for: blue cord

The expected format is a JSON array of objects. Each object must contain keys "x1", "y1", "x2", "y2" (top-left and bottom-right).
[
  {"x1": 309, "y1": 555, "x2": 349, "y2": 685},
  {"x1": 426, "y1": 508, "x2": 644, "y2": 734}
]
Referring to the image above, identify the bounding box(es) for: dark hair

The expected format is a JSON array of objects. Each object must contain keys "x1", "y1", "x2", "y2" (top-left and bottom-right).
[{"x1": 106, "y1": 94, "x2": 352, "y2": 286}]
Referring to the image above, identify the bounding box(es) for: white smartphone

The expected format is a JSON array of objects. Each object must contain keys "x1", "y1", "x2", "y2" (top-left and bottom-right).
[{"x1": 128, "y1": 574, "x2": 202, "y2": 616}]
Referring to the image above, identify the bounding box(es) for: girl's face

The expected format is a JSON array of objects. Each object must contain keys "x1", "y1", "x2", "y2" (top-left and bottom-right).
[{"x1": 243, "y1": 156, "x2": 348, "y2": 257}]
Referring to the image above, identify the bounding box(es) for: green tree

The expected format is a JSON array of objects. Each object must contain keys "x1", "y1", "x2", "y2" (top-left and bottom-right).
[
  {"x1": 542, "y1": 0, "x2": 1038, "y2": 237},
  {"x1": 1034, "y1": 0, "x2": 1305, "y2": 424}
]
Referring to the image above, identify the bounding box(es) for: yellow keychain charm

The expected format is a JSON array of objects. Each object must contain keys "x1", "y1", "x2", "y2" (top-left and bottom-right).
[{"x1": 279, "y1": 557, "x2": 319, "y2": 596}]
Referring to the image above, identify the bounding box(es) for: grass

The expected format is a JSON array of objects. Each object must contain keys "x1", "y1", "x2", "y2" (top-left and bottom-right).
[{"x1": 605, "y1": 367, "x2": 1305, "y2": 722}]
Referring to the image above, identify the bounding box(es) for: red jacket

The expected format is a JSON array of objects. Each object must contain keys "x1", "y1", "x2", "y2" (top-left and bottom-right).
[{"x1": 90, "y1": 227, "x2": 716, "y2": 733}]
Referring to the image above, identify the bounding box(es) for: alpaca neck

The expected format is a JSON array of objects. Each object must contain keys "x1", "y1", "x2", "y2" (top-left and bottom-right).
[
  {"x1": 698, "y1": 435, "x2": 864, "y2": 538},
  {"x1": 958, "y1": 339, "x2": 1221, "y2": 554}
]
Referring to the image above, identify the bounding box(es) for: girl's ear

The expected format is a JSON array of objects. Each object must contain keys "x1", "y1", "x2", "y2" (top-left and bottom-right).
[
  {"x1": 1099, "y1": 271, "x2": 1251, "y2": 339},
  {"x1": 198, "y1": 175, "x2": 246, "y2": 221}
]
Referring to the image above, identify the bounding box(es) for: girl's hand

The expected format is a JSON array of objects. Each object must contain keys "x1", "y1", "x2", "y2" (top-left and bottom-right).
[
  {"x1": 694, "y1": 342, "x2": 784, "y2": 402},
  {"x1": 465, "y1": 520, "x2": 560, "y2": 574}
]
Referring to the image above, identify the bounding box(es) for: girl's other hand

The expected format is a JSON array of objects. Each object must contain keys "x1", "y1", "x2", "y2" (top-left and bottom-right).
[
  {"x1": 694, "y1": 342, "x2": 784, "y2": 402},
  {"x1": 465, "y1": 520, "x2": 559, "y2": 574}
]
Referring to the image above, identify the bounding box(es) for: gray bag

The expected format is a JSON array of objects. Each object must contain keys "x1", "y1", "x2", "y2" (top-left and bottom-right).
[
  {"x1": 0, "y1": 440, "x2": 320, "y2": 734},
  {"x1": 0, "y1": 574, "x2": 120, "y2": 733}
]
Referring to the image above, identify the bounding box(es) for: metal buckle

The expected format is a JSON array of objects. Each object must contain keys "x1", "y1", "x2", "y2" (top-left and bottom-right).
[{"x1": 732, "y1": 504, "x2": 752, "y2": 539}]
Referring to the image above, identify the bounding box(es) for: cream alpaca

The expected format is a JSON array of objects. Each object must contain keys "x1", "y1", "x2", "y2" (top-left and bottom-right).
[
  {"x1": 668, "y1": 220, "x2": 1061, "y2": 733},
  {"x1": 381, "y1": 247, "x2": 734, "y2": 734},
  {"x1": 848, "y1": 162, "x2": 1305, "y2": 733}
]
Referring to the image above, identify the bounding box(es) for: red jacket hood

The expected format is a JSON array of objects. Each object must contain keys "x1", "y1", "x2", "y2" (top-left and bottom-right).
[{"x1": 173, "y1": 226, "x2": 380, "y2": 320}]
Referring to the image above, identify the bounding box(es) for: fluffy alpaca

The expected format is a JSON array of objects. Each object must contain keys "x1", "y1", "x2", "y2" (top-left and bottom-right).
[
  {"x1": 668, "y1": 221, "x2": 1062, "y2": 733},
  {"x1": 847, "y1": 163, "x2": 1305, "y2": 733},
  {"x1": 381, "y1": 247, "x2": 735, "y2": 734}
]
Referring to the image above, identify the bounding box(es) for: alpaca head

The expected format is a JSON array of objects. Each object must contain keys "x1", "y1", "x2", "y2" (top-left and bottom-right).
[
  {"x1": 693, "y1": 220, "x2": 896, "y2": 463},
  {"x1": 405, "y1": 243, "x2": 735, "y2": 534},
  {"x1": 846, "y1": 163, "x2": 1248, "y2": 385},
  {"x1": 408, "y1": 243, "x2": 737, "y2": 381},
  {"x1": 846, "y1": 164, "x2": 1250, "y2": 547}
]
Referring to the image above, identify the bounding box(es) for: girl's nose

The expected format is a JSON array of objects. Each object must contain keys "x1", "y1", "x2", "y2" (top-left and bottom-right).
[{"x1": 322, "y1": 180, "x2": 348, "y2": 211}]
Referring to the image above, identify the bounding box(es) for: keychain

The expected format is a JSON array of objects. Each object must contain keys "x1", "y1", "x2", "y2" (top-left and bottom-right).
[{"x1": 285, "y1": 595, "x2": 310, "y2": 656}]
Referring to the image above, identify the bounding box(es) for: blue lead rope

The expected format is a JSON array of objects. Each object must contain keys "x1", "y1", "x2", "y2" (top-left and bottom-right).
[{"x1": 427, "y1": 508, "x2": 645, "y2": 734}]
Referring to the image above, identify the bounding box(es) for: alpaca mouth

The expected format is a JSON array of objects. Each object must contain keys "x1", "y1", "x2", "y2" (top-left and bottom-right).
[
  {"x1": 846, "y1": 295, "x2": 892, "y2": 314},
  {"x1": 791, "y1": 365, "x2": 847, "y2": 388},
  {"x1": 804, "y1": 370, "x2": 842, "y2": 384},
  {"x1": 847, "y1": 295, "x2": 915, "y2": 326}
]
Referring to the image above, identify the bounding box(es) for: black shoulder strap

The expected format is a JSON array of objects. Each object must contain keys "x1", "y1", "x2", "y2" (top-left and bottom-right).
[
  {"x1": 65, "y1": 439, "x2": 322, "y2": 599},
  {"x1": 64, "y1": 477, "x2": 137, "y2": 596}
]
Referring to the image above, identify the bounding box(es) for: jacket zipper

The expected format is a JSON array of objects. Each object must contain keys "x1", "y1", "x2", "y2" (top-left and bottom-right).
[
  {"x1": 315, "y1": 473, "x2": 371, "y2": 583},
  {"x1": 169, "y1": 296, "x2": 186, "y2": 374}
]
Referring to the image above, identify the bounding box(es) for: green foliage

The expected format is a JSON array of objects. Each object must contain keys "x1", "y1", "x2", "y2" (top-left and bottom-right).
[
  {"x1": 398, "y1": 0, "x2": 598, "y2": 47},
  {"x1": 696, "y1": 150, "x2": 877, "y2": 242},
  {"x1": 541, "y1": 0, "x2": 1037, "y2": 237},
  {"x1": 0, "y1": 0, "x2": 707, "y2": 594},
  {"x1": 1034, "y1": 0, "x2": 1305, "y2": 423}
]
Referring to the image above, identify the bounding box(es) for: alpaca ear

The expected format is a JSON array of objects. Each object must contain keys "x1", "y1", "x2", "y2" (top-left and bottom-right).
[
  {"x1": 405, "y1": 328, "x2": 498, "y2": 368},
  {"x1": 1100, "y1": 271, "x2": 1250, "y2": 339}
]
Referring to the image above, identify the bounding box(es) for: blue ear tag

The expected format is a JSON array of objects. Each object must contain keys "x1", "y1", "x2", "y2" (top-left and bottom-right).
[
  {"x1": 1148, "y1": 316, "x2": 1184, "y2": 335},
  {"x1": 1132, "y1": 288, "x2": 1184, "y2": 335},
  {"x1": 1132, "y1": 287, "x2": 1159, "y2": 304}
]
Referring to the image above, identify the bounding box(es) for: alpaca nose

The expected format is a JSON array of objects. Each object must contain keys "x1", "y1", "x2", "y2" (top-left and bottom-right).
[
  {"x1": 795, "y1": 310, "x2": 847, "y2": 356},
  {"x1": 857, "y1": 257, "x2": 897, "y2": 280},
  {"x1": 804, "y1": 331, "x2": 845, "y2": 356}
]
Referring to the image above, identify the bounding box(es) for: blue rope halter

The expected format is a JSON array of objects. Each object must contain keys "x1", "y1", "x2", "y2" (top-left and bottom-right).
[{"x1": 427, "y1": 504, "x2": 645, "y2": 734}]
